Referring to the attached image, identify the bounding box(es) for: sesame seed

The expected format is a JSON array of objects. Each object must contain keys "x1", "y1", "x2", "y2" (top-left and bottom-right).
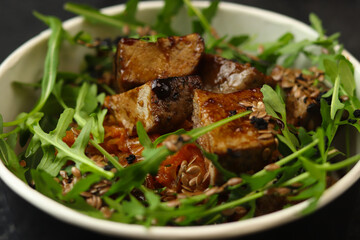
[
  {"x1": 126, "y1": 154, "x2": 136, "y2": 164},
  {"x1": 228, "y1": 110, "x2": 237, "y2": 117},
  {"x1": 250, "y1": 117, "x2": 268, "y2": 130},
  {"x1": 348, "y1": 119, "x2": 357, "y2": 124},
  {"x1": 353, "y1": 109, "x2": 360, "y2": 118}
]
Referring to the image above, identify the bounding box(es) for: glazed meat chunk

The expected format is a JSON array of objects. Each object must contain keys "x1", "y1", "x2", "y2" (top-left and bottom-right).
[
  {"x1": 104, "y1": 75, "x2": 202, "y2": 136},
  {"x1": 198, "y1": 54, "x2": 276, "y2": 93},
  {"x1": 114, "y1": 33, "x2": 204, "y2": 92},
  {"x1": 192, "y1": 88, "x2": 278, "y2": 174},
  {"x1": 271, "y1": 66, "x2": 328, "y2": 130}
]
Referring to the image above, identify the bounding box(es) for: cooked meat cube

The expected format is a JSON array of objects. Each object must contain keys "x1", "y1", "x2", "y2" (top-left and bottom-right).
[
  {"x1": 114, "y1": 33, "x2": 204, "y2": 92},
  {"x1": 198, "y1": 54, "x2": 276, "y2": 93},
  {"x1": 104, "y1": 75, "x2": 202, "y2": 136},
  {"x1": 271, "y1": 65, "x2": 328, "y2": 130},
  {"x1": 192, "y1": 88, "x2": 278, "y2": 174}
]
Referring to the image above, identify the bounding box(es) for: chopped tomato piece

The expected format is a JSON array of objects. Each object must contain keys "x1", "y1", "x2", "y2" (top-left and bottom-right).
[{"x1": 156, "y1": 144, "x2": 210, "y2": 192}]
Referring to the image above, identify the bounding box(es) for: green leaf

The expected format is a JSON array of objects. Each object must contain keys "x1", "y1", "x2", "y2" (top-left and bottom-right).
[
  {"x1": 338, "y1": 59, "x2": 355, "y2": 97},
  {"x1": 152, "y1": 0, "x2": 183, "y2": 35},
  {"x1": 229, "y1": 35, "x2": 249, "y2": 47},
  {"x1": 309, "y1": 13, "x2": 325, "y2": 38},
  {"x1": 138, "y1": 34, "x2": 167, "y2": 43},
  {"x1": 187, "y1": 110, "x2": 252, "y2": 140},
  {"x1": 323, "y1": 59, "x2": 338, "y2": 84},
  {"x1": 32, "y1": 13, "x2": 63, "y2": 117},
  {"x1": 153, "y1": 129, "x2": 187, "y2": 146},
  {"x1": 258, "y1": 32, "x2": 294, "y2": 62},
  {"x1": 277, "y1": 134, "x2": 295, "y2": 151},
  {"x1": 63, "y1": 174, "x2": 101, "y2": 200},
  {"x1": 241, "y1": 169, "x2": 280, "y2": 190},
  {"x1": 201, "y1": 150, "x2": 237, "y2": 180},
  {"x1": 115, "y1": 0, "x2": 142, "y2": 25},
  {"x1": 4, "y1": 13, "x2": 62, "y2": 128},
  {"x1": 289, "y1": 180, "x2": 325, "y2": 201},
  {"x1": 261, "y1": 84, "x2": 286, "y2": 119},
  {"x1": 330, "y1": 75, "x2": 345, "y2": 119},
  {"x1": 136, "y1": 122, "x2": 154, "y2": 149},
  {"x1": 0, "y1": 134, "x2": 27, "y2": 182},
  {"x1": 31, "y1": 169, "x2": 62, "y2": 199},
  {"x1": 315, "y1": 128, "x2": 326, "y2": 163},
  {"x1": 64, "y1": 2, "x2": 142, "y2": 31},
  {"x1": 106, "y1": 146, "x2": 171, "y2": 196},
  {"x1": 123, "y1": 195, "x2": 146, "y2": 219},
  {"x1": 0, "y1": 114, "x2": 3, "y2": 134},
  {"x1": 30, "y1": 109, "x2": 113, "y2": 179},
  {"x1": 299, "y1": 156, "x2": 325, "y2": 180},
  {"x1": 191, "y1": 0, "x2": 219, "y2": 35}
]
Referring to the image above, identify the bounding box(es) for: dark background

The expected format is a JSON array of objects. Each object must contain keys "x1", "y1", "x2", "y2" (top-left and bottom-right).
[{"x1": 0, "y1": 0, "x2": 359, "y2": 239}]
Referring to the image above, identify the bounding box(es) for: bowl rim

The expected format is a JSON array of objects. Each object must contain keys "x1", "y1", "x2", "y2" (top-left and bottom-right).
[{"x1": 0, "y1": 1, "x2": 360, "y2": 239}]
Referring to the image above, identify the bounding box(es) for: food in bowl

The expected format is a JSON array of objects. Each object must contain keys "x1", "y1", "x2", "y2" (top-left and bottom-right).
[{"x1": 0, "y1": 0, "x2": 360, "y2": 231}]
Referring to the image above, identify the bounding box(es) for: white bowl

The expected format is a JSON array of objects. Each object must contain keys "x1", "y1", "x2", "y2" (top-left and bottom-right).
[{"x1": 0, "y1": 1, "x2": 359, "y2": 239}]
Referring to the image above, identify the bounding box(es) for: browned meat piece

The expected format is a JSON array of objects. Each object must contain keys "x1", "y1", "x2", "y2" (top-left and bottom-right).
[
  {"x1": 198, "y1": 54, "x2": 276, "y2": 93},
  {"x1": 104, "y1": 76, "x2": 202, "y2": 136},
  {"x1": 192, "y1": 88, "x2": 279, "y2": 174},
  {"x1": 114, "y1": 33, "x2": 204, "y2": 92},
  {"x1": 271, "y1": 66, "x2": 328, "y2": 130}
]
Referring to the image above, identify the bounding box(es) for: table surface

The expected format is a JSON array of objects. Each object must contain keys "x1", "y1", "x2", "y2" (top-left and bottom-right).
[{"x1": 0, "y1": 1, "x2": 359, "y2": 239}]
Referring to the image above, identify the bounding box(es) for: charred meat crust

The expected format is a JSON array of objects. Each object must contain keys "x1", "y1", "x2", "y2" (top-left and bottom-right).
[
  {"x1": 271, "y1": 65, "x2": 328, "y2": 130},
  {"x1": 104, "y1": 75, "x2": 202, "y2": 136},
  {"x1": 192, "y1": 88, "x2": 278, "y2": 174},
  {"x1": 198, "y1": 53, "x2": 276, "y2": 94},
  {"x1": 114, "y1": 33, "x2": 205, "y2": 92}
]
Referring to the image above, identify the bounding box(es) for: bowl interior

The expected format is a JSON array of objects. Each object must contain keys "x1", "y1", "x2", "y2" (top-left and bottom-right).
[{"x1": 0, "y1": 1, "x2": 359, "y2": 239}]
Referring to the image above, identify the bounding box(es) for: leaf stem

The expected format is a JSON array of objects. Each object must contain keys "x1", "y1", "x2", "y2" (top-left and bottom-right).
[
  {"x1": 64, "y1": 3, "x2": 140, "y2": 30},
  {"x1": 89, "y1": 139, "x2": 123, "y2": 170},
  {"x1": 0, "y1": 127, "x2": 21, "y2": 139},
  {"x1": 183, "y1": 0, "x2": 212, "y2": 33},
  {"x1": 200, "y1": 191, "x2": 264, "y2": 217},
  {"x1": 187, "y1": 111, "x2": 252, "y2": 139},
  {"x1": 253, "y1": 139, "x2": 319, "y2": 178}
]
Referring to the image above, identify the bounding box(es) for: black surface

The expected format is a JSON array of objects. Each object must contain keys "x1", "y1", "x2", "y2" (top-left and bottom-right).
[{"x1": 0, "y1": 0, "x2": 359, "y2": 239}]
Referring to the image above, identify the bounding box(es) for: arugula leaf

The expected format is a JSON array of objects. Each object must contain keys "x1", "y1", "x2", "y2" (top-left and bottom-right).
[
  {"x1": 339, "y1": 59, "x2": 356, "y2": 97},
  {"x1": 191, "y1": 0, "x2": 219, "y2": 35},
  {"x1": 74, "y1": 82, "x2": 106, "y2": 143},
  {"x1": 241, "y1": 169, "x2": 280, "y2": 190},
  {"x1": 113, "y1": 0, "x2": 143, "y2": 26},
  {"x1": 152, "y1": 0, "x2": 183, "y2": 35},
  {"x1": 137, "y1": 34, "x2": 167, "y2": 43},
  {"x1": 258, "y1": 32, "x2": 294, "y2": 63},
  {"x1": 187, "y1": 110, "x2": 251, "y2": 140},
  {"x1": 288, "y1": 180, "x2": 326, "y2": 214},
  {"x1": 261, "y1": 85, "x2": 286, "y2": 119},
  {"x1": 31, "y1": 169, "x2": 63, "y2": 199},
  {"x1": 201, "y1": 150, "x2": 236, "y2": 180},
  {"x1": 136, "y1": 121, "x2": 154, "y2": 149},
  {"x1": 229, "y1": 35, "x2": 250, "y2": 47},
  {"x1": 0, "y1": 114, "x2": 3, "y2": 134},
  {"x1": 153, "y1": 128, "x2": 187, "y2": 146},
  {"x1": 106, "y1": 146, "x2": 172, "y2": 196},
  {"x1": 3, "y1": 13, "x2": 62, "y2": 128},
  {"x1": 0, "y1": 133, "x2": 27, "y2": 182},
  {"x1": 261, "y1": 85, "x2": 299, "y2": 150},
  {"x1": 323, "y1": 59, "x2": 338, "y2": 84},
  {"x1": 299, "y1": 156, "x2": 325, "y2": 180},
  {"x1": 63, "y1": 174, "x2": 101, "y2": 200},
  {"x1": 64, "y1": 2, "x2": 141, "y2": 31},
  {"x1": 309, "y1": 13, "x2": 325, "y2": 39},
  {"x1": 29, "y1": 108, "x2": 113, "y2": 179},
  {"x1": 330, "y1": 75, "x2": 345, "y2": 119}
]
